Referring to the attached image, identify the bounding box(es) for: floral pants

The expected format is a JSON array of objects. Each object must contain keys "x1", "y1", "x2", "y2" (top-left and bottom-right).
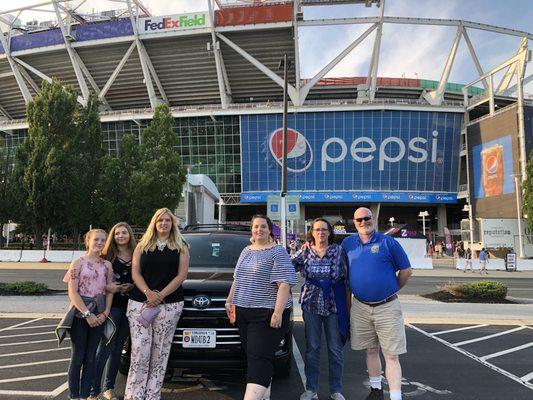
[{"x1": 124, "y1": 299, "x2": 184, "y2": 400}]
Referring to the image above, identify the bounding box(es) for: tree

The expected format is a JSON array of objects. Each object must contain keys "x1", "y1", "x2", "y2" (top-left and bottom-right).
[
  {"x1": 20, "y1": 80, "x2": 78, "y2": 246},
  {"x1": 522, "y1": 153, "x2": 533, "y2": 230},
  {"x1": 95, "y1": 133, "x2": 140, "y2": 227},
  {"x1": 129, "y1": 104, "x2": 186, "y2": 225},
  {"x1": 67, "y1": 95, "x2": 104, "y2": 246}
]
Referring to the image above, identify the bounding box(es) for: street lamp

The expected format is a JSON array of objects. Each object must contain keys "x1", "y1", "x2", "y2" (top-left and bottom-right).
[
  {"x1": 388, "y1": 217, "x2": 395, "y2": 227},
  {"x1": 418, "y1": 211, "x2": 429, "y2": 236},
  {"x1": 513, "y1": 175, "x2": 525, "y2": 258},
  {"x1": 278, "y1": 54, "x2": 292, "y2": 248}
]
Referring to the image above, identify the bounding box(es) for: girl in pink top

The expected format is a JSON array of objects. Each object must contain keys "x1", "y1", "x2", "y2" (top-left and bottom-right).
[{"x1": 63, "y1": 229, "x2": 114, "y2": 400}]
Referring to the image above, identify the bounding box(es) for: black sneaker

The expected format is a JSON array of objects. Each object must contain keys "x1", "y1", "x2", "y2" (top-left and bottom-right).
[{"x1": 365, "y1": 388, "x2": 384, "y2": 400}]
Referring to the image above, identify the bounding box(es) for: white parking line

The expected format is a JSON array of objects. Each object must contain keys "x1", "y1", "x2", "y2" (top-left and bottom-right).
[
  {"x1": 407, "y1": 324, "x2": 533, "y2": 390},
  {"x1": 291, "y1": 336, "x2": 306, "y2": 388},
  {"x1": 0, "y1": 372, "x2": 67, "y2": 384},
  {"x1": 0, "y1": 358, "x2": 70, "y2": 369},
  {"x1": 453, "y1": 326, "x2": 527, "y2": 346},
  {"x1": 0, "y1": 338, "x2": 65, "y2": 347},
  {"x1": 0, "y1": 318, "x2": 43, "y2": 333},
  {"x1": 433, "y1": 324, "x2": 488, "y2": 336},
  {"x1": 521, "y1": 371, "x2": 533, "y2": 383},
  {"x1": 4, "y1": 324, "x2": 57, "y2": 331},
  {"x1": 0, "y1": 331, "x2": 53, "y2": 339},
  {"x1": 481, "y1": 342, "x2": 533, "y2": 361},
  {"x1": 0, "y1": 347, "x2": 69, "y2": 358}
]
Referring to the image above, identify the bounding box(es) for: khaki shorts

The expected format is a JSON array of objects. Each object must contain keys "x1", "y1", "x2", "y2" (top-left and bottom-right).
[{"x1": 350, "y1": 297, "x2": 407, "y2": 355}]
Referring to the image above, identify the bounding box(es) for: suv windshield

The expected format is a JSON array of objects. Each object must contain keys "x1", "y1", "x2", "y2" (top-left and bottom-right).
[{"x1": 184, "y1": 233, "x2": 250, "y2": 269}]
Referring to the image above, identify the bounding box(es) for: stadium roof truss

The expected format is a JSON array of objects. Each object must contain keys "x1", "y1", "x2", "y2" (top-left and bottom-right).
[{"x1": 0, "y1": 0, "x2": 531, "y2": 126}]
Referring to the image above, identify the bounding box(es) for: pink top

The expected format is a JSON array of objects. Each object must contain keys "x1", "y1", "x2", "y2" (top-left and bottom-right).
[{"x1": 63, "y1": 256, "x2": 114, "y2": 297}]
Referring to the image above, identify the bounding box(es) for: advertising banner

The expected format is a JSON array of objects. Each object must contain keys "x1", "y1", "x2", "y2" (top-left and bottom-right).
[
  {"x1": 467, "y1": 105, "x2": 520, "y2": 218},
  {"x1": 240, "y1": 110, "x2": 462, "y2": 203},
  {"x1": 480, "y1": 218, "x2": 533, "y2": 256},
  {"x1": 472, "y1": 135, "x2": 514, "y2": 199},
  {"x1": 139, "y1": 13, "x2": 210, "y2": 34}
]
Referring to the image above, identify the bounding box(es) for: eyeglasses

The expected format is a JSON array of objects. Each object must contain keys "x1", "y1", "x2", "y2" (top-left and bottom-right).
[
  {"x1": 312, "y1": 228, "x2": 329, "y2": 232},
  {"x1": 355, "y1": 217, "x2": 372, "y2": 223}
]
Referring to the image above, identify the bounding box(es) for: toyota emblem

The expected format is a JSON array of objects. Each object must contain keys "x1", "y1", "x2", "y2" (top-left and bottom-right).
[{"x1": 192, "y1": 295, "x2": 211, "y2": 309}]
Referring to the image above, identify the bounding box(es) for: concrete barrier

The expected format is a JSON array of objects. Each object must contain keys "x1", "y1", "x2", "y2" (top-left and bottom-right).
[{"x1": 0, "y1": 250, "x2": 85, "y2": 263}]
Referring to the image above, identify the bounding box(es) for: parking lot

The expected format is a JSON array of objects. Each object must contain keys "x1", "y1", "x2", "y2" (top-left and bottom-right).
[{"x1": 0, "y1": 317, "x2": 531, "y2": 399}]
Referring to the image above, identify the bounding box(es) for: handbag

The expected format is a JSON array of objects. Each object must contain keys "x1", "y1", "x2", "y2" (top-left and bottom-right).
[{"x1": 137, "y1": 292, "x2": 165, "y2": 328}]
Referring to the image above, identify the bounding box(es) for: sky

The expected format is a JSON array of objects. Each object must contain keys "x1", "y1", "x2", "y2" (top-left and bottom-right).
[{"x1": 2, "y1": 0, "x2": 532, "y2": 95}]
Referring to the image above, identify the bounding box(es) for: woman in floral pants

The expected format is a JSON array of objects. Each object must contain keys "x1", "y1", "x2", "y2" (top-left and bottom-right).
[{"x1": 125, "y1": 208, "x2": 189, "y2": 400}]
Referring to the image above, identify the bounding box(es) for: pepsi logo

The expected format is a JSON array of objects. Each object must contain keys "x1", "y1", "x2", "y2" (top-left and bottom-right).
[
  {"x1": 269, "y1": 128, "x2": 313, "y2": 173},
  {"x1": 485, "y1": 155, "x2": 498, "y2": 174},
  {"x1": 436, "y1": 195, "x2": 441, "y2": 200}
]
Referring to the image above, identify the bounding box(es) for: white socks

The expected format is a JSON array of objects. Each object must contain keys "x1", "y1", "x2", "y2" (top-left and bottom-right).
[
  {"x1": 369, "y1": 376, "x2": 382, "y2": 389},
  {"x1": 390, "y1": 389, "x2": 402, "y2": 400}
]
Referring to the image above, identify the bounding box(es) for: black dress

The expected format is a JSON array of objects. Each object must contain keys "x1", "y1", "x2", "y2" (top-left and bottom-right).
[{"x1": 129, "y1": 246, "x2": 183, "y2": 303}]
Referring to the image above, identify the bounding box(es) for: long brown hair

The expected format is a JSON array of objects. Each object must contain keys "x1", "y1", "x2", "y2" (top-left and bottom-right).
[
  {"x1": 138, "y1": 208, "x2": 187, "y2": 253},
  {"x1": 102, "y1": 222, "x2": 137, "y2": 262}
]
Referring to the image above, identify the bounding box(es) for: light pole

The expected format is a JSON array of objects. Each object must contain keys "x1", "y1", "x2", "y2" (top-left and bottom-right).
[
  {"x1": 388, "y1": 217, "x2": 395, "y2": 227},
  {"x1": 418, "y1": 211, "x2": 429, "y2": 236},
  {"x1": 278, "y1": 54, "x2": 292, "y2": 248},
  {"x1": 514, "y1": 175, "x2": 525, "y2": 258}
]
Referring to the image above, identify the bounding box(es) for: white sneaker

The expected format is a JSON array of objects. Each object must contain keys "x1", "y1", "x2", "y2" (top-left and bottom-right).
[
  {"x1": 300, "y1": 390, "x2": 319, "y2": 400},
  {"x1": 330, "y1": 393, "x2": 346, "y2": 400}
]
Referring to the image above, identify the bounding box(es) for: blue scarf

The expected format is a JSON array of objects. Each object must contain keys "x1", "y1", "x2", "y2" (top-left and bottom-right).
[{"x1": 305, "y1": 277, "x2": 350, "y2": 345}]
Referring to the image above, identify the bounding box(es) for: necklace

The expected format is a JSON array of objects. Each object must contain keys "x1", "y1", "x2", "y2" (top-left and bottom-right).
[{"x1": 156, "y1": 239, "x2": 167, "y2": 251}]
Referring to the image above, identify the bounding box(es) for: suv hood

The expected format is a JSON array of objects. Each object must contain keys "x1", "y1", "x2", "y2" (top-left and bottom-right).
[{"x1": 183, "y1": 268, "x2": 234, "y2": 291}]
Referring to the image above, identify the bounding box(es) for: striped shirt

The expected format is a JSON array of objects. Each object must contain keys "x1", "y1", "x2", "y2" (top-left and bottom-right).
[{"x1": 232, "y1": 245, "x2": 298, "y2": 309}]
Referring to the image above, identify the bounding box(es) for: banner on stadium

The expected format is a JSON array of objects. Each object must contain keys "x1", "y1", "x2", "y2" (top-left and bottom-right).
[
  {"x1": 139, "y1": 13, "x2": 210, "y2": 33},
  {"x1": 240, "y1": 110, "x2": 462, "y2": 203}
]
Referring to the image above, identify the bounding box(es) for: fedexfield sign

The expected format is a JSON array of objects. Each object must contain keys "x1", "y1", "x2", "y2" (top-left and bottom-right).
[{"x1": 139, "y1": 13, "x2": 210, "y2": 33}]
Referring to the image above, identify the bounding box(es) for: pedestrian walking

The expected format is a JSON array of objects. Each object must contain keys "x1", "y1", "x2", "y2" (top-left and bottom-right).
[
  {"x1": 464, "y1": 247, "x2": 473, "y2": 272},
  {"x1": 124, "y1": 208, "x2": 189, "y2": 400},
  {"x1": 341, "y1": 208, "x2": 413, "y2": 400},
  {"x1": 479, "y1": 248, "x2": 489, "y2": 274}
]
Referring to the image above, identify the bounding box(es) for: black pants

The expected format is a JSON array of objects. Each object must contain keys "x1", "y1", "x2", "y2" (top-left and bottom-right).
[{"x1": 236, "y1": 307, "x2": 291, "y2": 387}]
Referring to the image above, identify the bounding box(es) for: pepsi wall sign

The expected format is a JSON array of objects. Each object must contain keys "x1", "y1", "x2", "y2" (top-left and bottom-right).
[{"x1": 240, "y1": 111, "x2": 462, "y2": 202}]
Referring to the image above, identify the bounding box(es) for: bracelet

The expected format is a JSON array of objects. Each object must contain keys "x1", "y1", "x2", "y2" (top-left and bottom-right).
[{"x1": 143, "y1": 288, "x2": 149, "y2": 294}]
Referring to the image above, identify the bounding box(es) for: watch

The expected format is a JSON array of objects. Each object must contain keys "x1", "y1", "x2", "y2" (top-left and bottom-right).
[{"x1": 82, "y1": 310, "x2": 92, "y2": 318}]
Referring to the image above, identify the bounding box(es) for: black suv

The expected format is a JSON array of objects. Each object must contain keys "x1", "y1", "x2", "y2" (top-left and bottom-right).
[{"x1": 121, "y1": 226, "x2": 293, "y2": 377}]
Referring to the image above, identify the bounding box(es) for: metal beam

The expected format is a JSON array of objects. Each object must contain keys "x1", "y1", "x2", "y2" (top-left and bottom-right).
[
  {"x1": 52, "y1": 0, "x2": 90, "y2": 105},
  {"x1": 501, "y1": 73, "x2": 533, "y2": 96},
  {"x1": 99, "y1": 41, "x2": 137, "y2": 100},
  {"x1": 71, "y1": 51, "x2": 111, "y2": 109},
  {"x1": 496, "y1": 37, "x2": 527, "y2": 94},
  {"x1": 423, "y1": 25, "x2": 462, "y2": 106},
  {"x1": 299, "y1": 16, "x2": 533, "y2": 40},
  {"x1": 208, "y1": 0, "x2": 231, "y2": 108},
  {"x1": 18, "y1": 66, "x2": 40, "y2": 93},
  {"x1": 0, "y1": 104, "x2": 12, "y2": 119},
  {"x1": 126, "y1": 0, "x2": 159, "y2": 108},
  {"x1": 0, "y1": 25, "x2": 33, "y2": 103},
  {"x1": 216, "y1": 32, "x2": 299, "y2": 105},
  {"x1": 293, "y1": 0, "x2": 301, "y2": 93},
  {"x1": 366, "y1": 0, "x2": 385, "y2": 102},
  {"x1": 299, "y1": 23, "x2": 377, "y2": 104},
  {"x1": 139, "y1": 42, "x2": 169, "y2": 105},
  {"x1": 462, "y1": 27, "x2": 488, "y2": 90}
]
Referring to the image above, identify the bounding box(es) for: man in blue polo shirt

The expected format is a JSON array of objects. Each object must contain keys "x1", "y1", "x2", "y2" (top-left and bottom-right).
[{"x1": 341, "y1": 207, "x2": 412, "y2": 400}]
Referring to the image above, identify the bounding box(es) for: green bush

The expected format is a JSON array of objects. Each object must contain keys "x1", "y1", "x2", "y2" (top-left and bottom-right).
[
  {"x1": 444, "y1": 280, "x2": 507, "y2": 301},
  {"x1": 0, "y1": 281, "x2": 48, "y2": 295}
]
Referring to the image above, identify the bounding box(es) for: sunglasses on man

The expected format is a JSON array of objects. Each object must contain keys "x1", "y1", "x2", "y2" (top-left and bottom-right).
[{"x1": 355, "y1": 216, "x2": 372, "y2": 223}]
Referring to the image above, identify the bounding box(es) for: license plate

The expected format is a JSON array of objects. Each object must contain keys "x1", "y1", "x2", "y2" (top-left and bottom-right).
[{"x1": 182, "y1": 329, "x2": 216, "y2": 348}]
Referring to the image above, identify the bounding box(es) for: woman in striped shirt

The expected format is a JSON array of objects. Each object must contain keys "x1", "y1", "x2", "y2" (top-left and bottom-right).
[{"x1": 226, "y1": 215, "x2": 298, "y2": 400}]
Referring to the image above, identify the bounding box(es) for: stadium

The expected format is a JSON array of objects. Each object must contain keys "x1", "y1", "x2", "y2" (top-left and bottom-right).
[{"x1": 0, "y1": 0, "x2": 532, "y2": 251}]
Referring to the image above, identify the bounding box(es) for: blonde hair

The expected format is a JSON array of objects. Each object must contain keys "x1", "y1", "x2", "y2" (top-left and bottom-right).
[
  {"x1": 102, "y1": 222, "x2": 137, "y2": 262},
  {"x1": 138, "y1": 208, "x2": 187, "y2": 253},
  {"x1": 84, "y1": 229, "x2": 107, "y2": 252}
]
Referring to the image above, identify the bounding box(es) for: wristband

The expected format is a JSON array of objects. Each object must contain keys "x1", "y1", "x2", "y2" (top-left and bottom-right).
[{"x1": 143, "y1": 288, "x2": 149, "y2": 294}]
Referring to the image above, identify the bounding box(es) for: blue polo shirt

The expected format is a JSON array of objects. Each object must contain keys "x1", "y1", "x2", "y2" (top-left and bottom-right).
[{"x1": 341, "y1": 232, "x2": 411, "y2": 302}]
